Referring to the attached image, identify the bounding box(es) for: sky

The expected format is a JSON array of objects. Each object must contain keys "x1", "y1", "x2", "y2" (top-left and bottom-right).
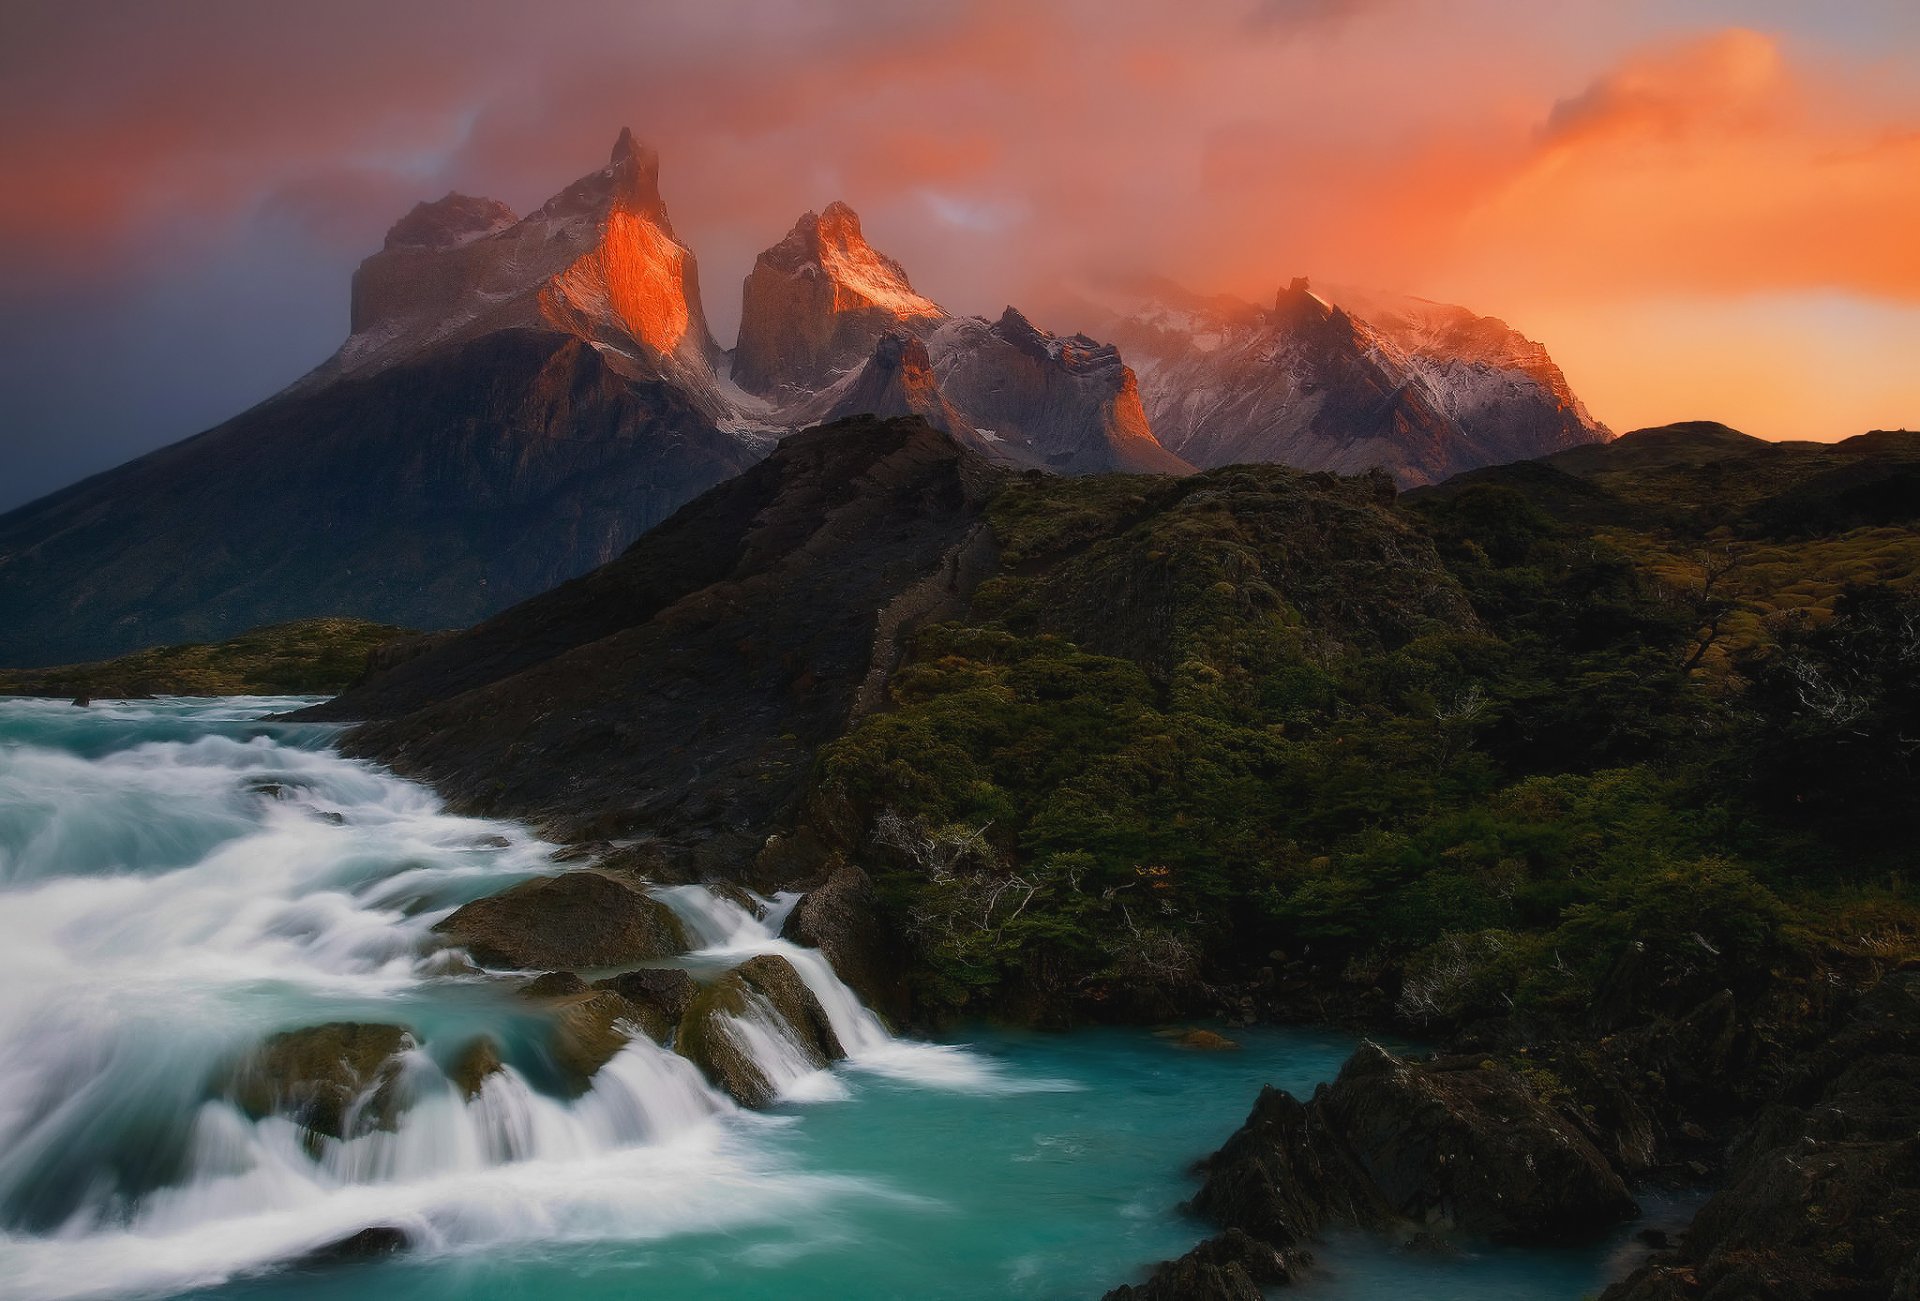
[{"x1": 1, "y1": 0, "x2": 1917, "y2": 510}]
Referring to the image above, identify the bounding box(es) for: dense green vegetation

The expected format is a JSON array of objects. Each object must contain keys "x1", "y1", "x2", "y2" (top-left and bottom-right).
[
  {"x1": 810, "y1": 432, "x2": 1920, "y2": 1028},
  {"x1": 0, "y1": 618, "x2": 413, "y2": 698}
]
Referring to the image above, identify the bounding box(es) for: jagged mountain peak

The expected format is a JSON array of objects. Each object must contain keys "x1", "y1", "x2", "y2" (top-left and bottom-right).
[
  {"x1": 334, "y1": 130, "x2": 721, "y2": 406},
  {"x1": 1089, "y1": 274, "x2": 1609, "y2": 485},
  {"x1": 734, "y1": 201, "x2": 943, "y2": 397},
  {"x1": 531, "y1": 127, "x2": 672, "y2": 232},
  {"x1": 382, "y1": 194, "x2": 517, "y2": 252}
]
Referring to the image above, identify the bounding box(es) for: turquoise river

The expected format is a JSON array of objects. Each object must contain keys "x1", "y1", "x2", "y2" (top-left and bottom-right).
[{"x1": 0, "y1": 698, "x2": 1687, "y2": 1299}]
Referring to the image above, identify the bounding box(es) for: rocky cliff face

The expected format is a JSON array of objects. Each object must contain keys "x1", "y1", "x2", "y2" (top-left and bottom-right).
[
  {"x1": 1093, "y1": 277, "x2": 1610, "y2": 486},
  {"x1": 335, "y1": 128, "x2": 725, "y2": 411},
  {"x1": 924, "y1": 308, "x2": 1192, "y2": 475},
  {"x1": 732, "y1": 202, "x2": 944, "y2": 399}
]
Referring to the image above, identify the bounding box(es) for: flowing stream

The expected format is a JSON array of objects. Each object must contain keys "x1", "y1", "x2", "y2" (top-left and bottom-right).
[{"x1": 0, "y1": 697, "x2": 1677, "y2": 1300}]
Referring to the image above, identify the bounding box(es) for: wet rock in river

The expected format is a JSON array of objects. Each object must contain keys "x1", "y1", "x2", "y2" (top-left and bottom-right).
[
  {"x1": 674, "y1": 954, "x2": 845, "y2": 1107},
  {"x1": 436, "y1": 870, "x2": 688, "y2": 969},
  {"x1": 222, "y1": 1022, "x2": 414, "y2": 1141}
]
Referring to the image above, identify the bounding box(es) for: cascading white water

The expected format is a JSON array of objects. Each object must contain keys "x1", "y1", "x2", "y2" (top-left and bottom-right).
[{"x1": 0, "y1": 697, "x2": 1004, "y2": 1301}]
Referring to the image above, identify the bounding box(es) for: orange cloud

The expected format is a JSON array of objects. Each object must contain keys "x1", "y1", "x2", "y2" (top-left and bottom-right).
[
  {"x1": 1443, "y1": 29, "x2": 1920, "y2": 303},
  {"x1": 0, "y1": 2, "x2": 1914, "y2": 460}
]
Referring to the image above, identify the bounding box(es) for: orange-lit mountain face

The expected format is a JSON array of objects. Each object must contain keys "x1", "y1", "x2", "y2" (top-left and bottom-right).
[
  {"x1": 334, "y1": 129, "x2": 725, "y2": 411},
  {"x1": 0, "y1": 130, "x2": 1607, "y2": 665},
  {"x1": 734, "y1": 202, "x2": 945, "y2": 398}
]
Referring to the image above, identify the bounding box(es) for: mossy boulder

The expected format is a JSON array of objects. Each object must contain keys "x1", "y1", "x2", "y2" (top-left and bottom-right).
[
  {"x1": 436, "y1": 870, "x2": 688, "y2": 970},
  {"x1": 674, "y1": 954, "x2": 845, "y2": 1107},
  {"x1": 222, "y1": 1022, "x2": 414, "y2": 1141}
]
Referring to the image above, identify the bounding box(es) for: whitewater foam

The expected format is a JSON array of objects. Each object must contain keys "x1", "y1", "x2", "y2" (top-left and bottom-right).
[{"x1": 0, "y1": 697, "x2": 1037, "y2": 1301}]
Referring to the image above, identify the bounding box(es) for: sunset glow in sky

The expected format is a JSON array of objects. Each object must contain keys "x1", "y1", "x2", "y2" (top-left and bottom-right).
[{"x1": 1, "y1": 0, "x2": 1916, "y2": 507}]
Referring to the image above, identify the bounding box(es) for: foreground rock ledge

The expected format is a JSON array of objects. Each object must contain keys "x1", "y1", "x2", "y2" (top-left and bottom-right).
[{"x1": 1108, "y1": 1041, "x2": 1638, "y2": 1295}]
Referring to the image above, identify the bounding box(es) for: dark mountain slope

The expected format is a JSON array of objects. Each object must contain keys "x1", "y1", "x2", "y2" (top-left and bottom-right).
[
  {"x1": 308, "y1": 417, "x2": 1002, "y2": 871},
  {"x1": 0, "y1": 329, "x2": 756, "y2": 666}
]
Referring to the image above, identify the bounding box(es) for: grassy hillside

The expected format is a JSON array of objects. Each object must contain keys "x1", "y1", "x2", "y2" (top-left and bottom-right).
[{"x1": 0, "y1": 618, "x2": 415, "y2": 698}]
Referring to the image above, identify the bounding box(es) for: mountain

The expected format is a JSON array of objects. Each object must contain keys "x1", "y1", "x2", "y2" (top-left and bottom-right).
[
  {"x1": 1087, "y1": 277, "x2": 1609, "y2": 485},
  {"x1": 0, "y1": 131, "x2": 762, "y2": 667},
  {"x1": 737, "y1": 206, "x2": 1192, "y2": 476},
  {"x1": 733, "y1": 201, "x2": 945, "y2": 399},
  {"x1": 330, "y1": 128, "x2": 727, "y2": 409},
  {"x1": 0, "y1": 129, "x2": 1620, "y2": 667}
]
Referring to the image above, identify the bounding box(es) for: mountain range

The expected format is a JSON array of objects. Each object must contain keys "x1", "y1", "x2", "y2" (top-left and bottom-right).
[{"x1": 0, "y1": 129, "x2": 1607, "y2": 666}]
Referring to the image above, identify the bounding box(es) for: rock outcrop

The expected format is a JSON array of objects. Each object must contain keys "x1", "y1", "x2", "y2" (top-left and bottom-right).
[
  {"x1": 435, "y1": 871, "x2": 688, "y2": 970},
  {"x1": 1601, "y1": 972, "x2": 1920, "y2": 1301},
  {"x1": 780, "y1": 864, "x2": 903, "y2": 1022},
  {"x1": 1102, "y1": 1230, "x2": 1300, "y2": 1301},
  {"x1": 1113, "y1": 1041, "x2": 1638, "y2": 1295},
  {"x1": 924, "y1": 308, "x2": 1192, "y2": 476},
  {"x1": 593, "y1": 967, "x2": 699, "y2": 1042},
  {"x1": 518, "y1": 972, "x2": 649, "y2": 1090}
]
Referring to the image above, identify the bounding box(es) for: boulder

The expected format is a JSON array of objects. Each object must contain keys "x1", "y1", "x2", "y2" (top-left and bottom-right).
[
  {"x1": 517, "y1": 972, "x2": 637, "y2": 1092},
  {"x1": 593, "y1": 967, "x2": 699, "y2": 1043},
  {"x1": 436, "y1": 870, "x2": 688, "y2": 970},
  {"x1": 674, "y1": 954, "x2": 845, "y2": 1107},
  {"x1": 781, "y1": 864, "x2": 904, "y2": 1022},
  {"x1": 1191, "y1": 1085, "x2": 1394, "y2": 1249},
  {"x1": 292, "y1": 1225, "x2": 410, "y2": 1268},
  {"x1": 223, "y1": 1022, "x2": 413, "y2": 1141},
  {"x1": 1102, "y1": 1229, "x2": 1299, "y2": 1301},
  {"x1": 446, "y1": 1036, "x2": 504, "y2": 1100}
]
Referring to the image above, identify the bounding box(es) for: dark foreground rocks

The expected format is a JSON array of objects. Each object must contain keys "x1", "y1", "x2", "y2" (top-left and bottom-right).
[
  {"x1": 1102, "y1": 1229, "x2": 1299, "y2": 1301},
  {"x1": 1602, "y1": 971, "x2": 1920, "y2": 1301},
  {"x1": 1107, "y1": 1041, "x2": 1638, "y2": 1295},
  {"x1": 1196, "y1": 1043, "x2": 1636, "y2": 1248},
  {"x1": 435, "y1": 870, "x2": 688, "y2": 970}
]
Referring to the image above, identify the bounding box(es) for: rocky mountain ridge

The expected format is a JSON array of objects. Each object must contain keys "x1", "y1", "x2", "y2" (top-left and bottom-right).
[
  {"x1": 0, "y1": 129, "x2": 1605, "y2": 666},
  {"x1": 1089, "y1": 276, "x2": 1610, "y2": 485}
]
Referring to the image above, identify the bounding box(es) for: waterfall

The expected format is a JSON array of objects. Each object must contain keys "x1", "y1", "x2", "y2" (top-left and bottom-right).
[{"x1": 0, "y1": 697, "x2": 985, "y2": 1301}]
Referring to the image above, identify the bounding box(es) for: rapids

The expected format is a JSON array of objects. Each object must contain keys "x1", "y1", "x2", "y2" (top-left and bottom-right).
[{"x1": 0, "y1": 698, "x2": 1679, "y2": 1300}]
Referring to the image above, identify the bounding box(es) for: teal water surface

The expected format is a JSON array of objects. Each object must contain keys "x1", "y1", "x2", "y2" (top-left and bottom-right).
[{"x1": 0, "y1": 698, "x2": 1672, "y2": 1300}]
